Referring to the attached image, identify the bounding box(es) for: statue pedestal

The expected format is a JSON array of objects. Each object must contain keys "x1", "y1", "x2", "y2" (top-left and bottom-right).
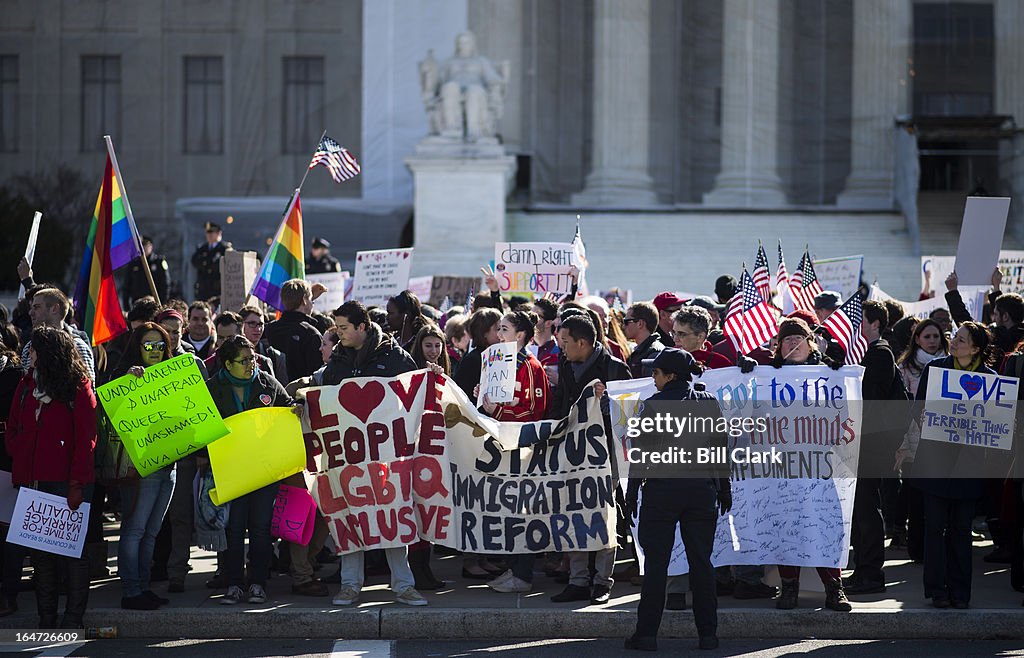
[{"x1": 405, "y1": 150, "x2": 517, "y2": 279}]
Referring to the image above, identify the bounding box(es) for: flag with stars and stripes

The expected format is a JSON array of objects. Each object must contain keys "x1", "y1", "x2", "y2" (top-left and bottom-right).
[
  {"x1": 752, "y1": 243, "x2": 771, "y2": 304},
  {"x1": 789, "y1": 249, "x2": 823, "y2": 312},
  {"x1": 822, "y1": 293, "x2": 869, "y2": 365},
  {"x1": 308, "y1": 134, "x2": 360, "y2": 183},
  {"x1": 723, "y1": 269, "x2": 778, "y2": 354},
  {"x1": 775, "y1": 240, "x2": 790, "y2": 303}
]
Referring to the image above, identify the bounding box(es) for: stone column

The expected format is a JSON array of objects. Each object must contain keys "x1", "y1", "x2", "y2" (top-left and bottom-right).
[
  {"x1": 572, "y1": 0, "x2": 657, "y2": 206},
  {"x1": 996, "y1": 0, "x2": 1024, "y2": 241},
  {"x1": 703, "y1": 0, "x2": 786, "y2": 207},
  {"x1": 836, "y1": 0, "x2": 911, "y2": 209}
]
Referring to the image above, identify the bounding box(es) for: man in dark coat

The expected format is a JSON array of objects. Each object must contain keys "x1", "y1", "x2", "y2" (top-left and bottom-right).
[
  {"x1": 548, "y1": 314, "x2": 630, "y2": 606},
  {"x1": 844, "y1": 299, "x2": 897, "y2": 596},
  {"x1": 322, "y1": 300, "x2": 417, "y2": 383},
  {"x1": 305, "y1": 237, "x2": 341, "y2": 275},
  {"x1": 624, "y1": 302, "x2": 665, "y2": 378},
  {"x1": 191, "y1": 221, "x2": 232, "y2": 301},
  {"x1": 263, "y1": 279, "x2": 324, "y2": 380}
]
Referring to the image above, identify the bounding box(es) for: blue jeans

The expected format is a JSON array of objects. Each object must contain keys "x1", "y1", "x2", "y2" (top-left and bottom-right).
[
  {"x1": 225, "y1": 483, "x2": 279, "y2": 588},
  {"x1": 119, "y1": 467, "x2": 175, "y2": 597},
  {"x1": 340, "y1": 547, "x2": 415, "y2": 592}
]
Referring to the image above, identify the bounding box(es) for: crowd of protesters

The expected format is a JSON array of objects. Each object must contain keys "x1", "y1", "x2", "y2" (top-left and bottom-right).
[{"x1": 0, "y1": 240, "x2": 1022, "y2": 653}]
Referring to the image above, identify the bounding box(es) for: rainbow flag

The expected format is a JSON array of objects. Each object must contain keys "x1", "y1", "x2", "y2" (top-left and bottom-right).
[
  {"x1": 250, "y1": 190, "x2": 305, "y2": 310},
  {"x1": 73, "y1": 153, "x2": 129, "y2": 346}
]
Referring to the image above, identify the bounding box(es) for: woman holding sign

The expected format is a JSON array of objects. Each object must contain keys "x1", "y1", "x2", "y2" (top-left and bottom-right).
[
  {"x1": 6, "y1": 326, "x2": 96, "y2": 629},
  {"x1": 109, "y1": 324, "x2": 178, "y2": 611},
  {"x1": 483, "y1": 310, "x2": 549, "y2": 594},
  {"x1": 205, "y1": 335, "x2": 292, "y2": 606},
  {"x1": 769, "y1": 318, "x2": 852, "y2": 612},
  {"x1": 896, "y1": 322, "x2": 995, "y2": 609}
]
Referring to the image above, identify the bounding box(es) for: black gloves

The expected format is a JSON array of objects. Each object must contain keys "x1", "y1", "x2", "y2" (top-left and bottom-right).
[
  {"x1": 737, "y1": 355, "x2": 757, "y2": 373},
  {"x1": 625, "y1": 479, "x2": 641, "y2": 520},
  {"x1": 829, "y1": 357, "x2": 844, "y2": 370},
  {"x1": 717, "y1": 487, "x2": 732, "y2": 516}
]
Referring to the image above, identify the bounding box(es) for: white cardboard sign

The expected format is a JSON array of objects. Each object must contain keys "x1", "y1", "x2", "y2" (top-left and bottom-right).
[
  {"x1": 954, "y1": 197, "x2": 1011, "y2": 286},
  {"x1": 477, "y1": 342, "x2": 518, "y2": 406},
  {"x1": 352, "y1": 248, "x2": 414, "y2": 308},
  {"x1": 7, "y1": 488, "x2": 91, "y2": 558}
]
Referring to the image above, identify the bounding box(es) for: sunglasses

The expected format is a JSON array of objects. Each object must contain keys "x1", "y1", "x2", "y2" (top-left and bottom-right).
[
  {"x1": 623, "y1": 318, "x2": 639, "y2": 325},
  {"x1": 142, "y1": 341, "x2": 166, "y2": 352}
]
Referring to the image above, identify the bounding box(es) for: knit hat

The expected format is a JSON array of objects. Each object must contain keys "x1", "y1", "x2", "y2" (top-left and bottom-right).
[
  {"x1": 786, "y1": 309, "x2": 818, "y2": 328},
  {"x1": 777, "y1": 318, "x2": 812, "y2": 343}
]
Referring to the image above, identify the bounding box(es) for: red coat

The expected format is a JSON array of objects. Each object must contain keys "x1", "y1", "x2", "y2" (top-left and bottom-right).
[
  {"x1": 492, "y1": 350, "x2": 550, "y2": 422},
  {"x1": 5, "y1": 373, "x2": 97, "y2": 486}
]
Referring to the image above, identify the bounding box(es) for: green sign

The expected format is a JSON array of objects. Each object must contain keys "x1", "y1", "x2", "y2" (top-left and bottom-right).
[{"x1": 96, "y1": 354, "x2": 229, "y2": 477}]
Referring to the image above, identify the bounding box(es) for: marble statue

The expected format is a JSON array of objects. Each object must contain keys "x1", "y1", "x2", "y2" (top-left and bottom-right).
[{"x1": 419, "y1": 31, "x2": 509, "y2": 143}]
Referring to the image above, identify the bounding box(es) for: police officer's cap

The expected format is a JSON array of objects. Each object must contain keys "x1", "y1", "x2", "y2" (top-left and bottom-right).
[
  {"x1": 642, "y1": 348, "x2": 698, "y2": 380},
  {"x1": 312, "y1": 237, "x2": 331, "y2": 249},
  {"x1": 141, "y1": 235, "x2": 153, "y2": 246},
  {"x1": 204, "y1": 221, "x2": 222, "y2": 233}
]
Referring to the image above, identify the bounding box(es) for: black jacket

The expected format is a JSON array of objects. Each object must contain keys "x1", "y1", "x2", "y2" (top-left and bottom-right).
[
  {"x1": 0, "y1": 357, "x2": 26, "y2": 471},
  {"x1": 549, "y1": 343, "x2": 631, "y2": 420},
  {"x1": 945, "y1": 289, "x2": 1024, "y2": 364},
  {"x1": 264, "y1": 311, "x2": 324, "y2": 380},
  {"x1": 454, "y1": 347, "x2": 484, "y2": 399},
  {"x1": 859, "y1": 338, "x2": 901, "y2": 474},
  {"x1": 305, "y1": 253, "x2": 341, "y2": 274},
  {"x1": 626, "y1": 333, "x2": 665, "y2": 379},
  {"x1": 255, "y1": 339, "x2": 288, "y2": 384},
  {"x1": 322, "y1": 322, "x2": 416, "y2": 385}
]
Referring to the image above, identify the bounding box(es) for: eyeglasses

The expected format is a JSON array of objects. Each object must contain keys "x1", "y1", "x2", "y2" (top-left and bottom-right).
[
  {"x1": 243, "y1": 320, "x2": 265, "y2": 328},
  {"x1": 141, "y1": 341, "x2": 166, "y2": 352},
  {"x1": 229, "y1": 358, "x2": 255, "y2": 366}
]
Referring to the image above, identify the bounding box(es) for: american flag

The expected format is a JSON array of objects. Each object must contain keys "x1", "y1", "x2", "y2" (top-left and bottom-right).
[
  {"x1": 822, "y1": 293, "x2": 869, "y2": 365},
  {"x1": 789, "y1": 249, "x2": 823, "y2": 312},
  {"x1": 776, "y1": 240, "x2": 789, "y2": 300},
  {"x1": 723, "y1": 269, "x2": 778, "y2": 354},
  {"x1": 308, "y1": 135, "x2": 360, "y2": 183},
  {"x1": 465, "y1": 288, "x2": 475, "y2": 312},
  {"x1": 752, "y1": 243, "x2": 771, "y2": 304},
  {"x1": 439, "y1": 296, "x2": 453, "y2": 314}
]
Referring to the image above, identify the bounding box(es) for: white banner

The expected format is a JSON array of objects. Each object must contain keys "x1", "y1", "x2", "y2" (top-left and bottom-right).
[
  {"x1": 308, "y1": 271, "x2": 351, "y2": 315},
  {"x1": 7, "y1": 488, "x2": 91, "y2": 558}
]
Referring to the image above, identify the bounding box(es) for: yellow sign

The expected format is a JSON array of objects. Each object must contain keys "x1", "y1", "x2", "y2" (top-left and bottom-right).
[{"x1": 208, "y1": 408, "x2": 305, "y2": 505}]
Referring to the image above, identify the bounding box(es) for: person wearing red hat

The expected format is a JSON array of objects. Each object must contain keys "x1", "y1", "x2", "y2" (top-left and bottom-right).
[{"x1": 652, "y1": 292, "x2": 686, "y2": 346}]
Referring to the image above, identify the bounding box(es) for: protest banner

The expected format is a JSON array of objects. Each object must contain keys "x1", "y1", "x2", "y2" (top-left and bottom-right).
[
  {"x1": 8, "y1": 488, "x2": 90, "y2": 558},
  {"x1": 493, "y1": 242, "x2": 577, "y2": 296},
  {"x1": 923, "y1": 251, "x2": 1024, "y2": 297},
  {"x1": 96, "y1": 354, "x2": 228, "y2": 477},
  {"x1": 477, "y1": 341, "x2": 517, "y2": 406},
  {"x1": 407, "y1": 275, "x2": 433, "y2": 302},
  {"x1": 220, "y1": 250, "x2": 259, "y2": 313},
  {"x1": 428, "y1": 275, "x2": 482, "y2": 308},
  {"x1": 208, "y1": 407, "x2": 306, "y2": 505},
  {"x1": 19, "y1": 211, "x2": 41, "y2": 300},
  {"x1": 954, "y1": 197, "x2": 1011, "y2": 286},
  {"x1": 302, "y1": 371, "x2": 617, "y2": 555},
  {"x1": 607, "y1": 378, "x2": 657, "y2": 475},
  {"x1": 871, "y1": 283, "x2": 988, "y2": 323},
  {"x1": 308, "y1": 271, "x2": 351, "y2": 315},
  {"x1": 352, "y1": 248, "x2": 414, "y2": 307},
  {"x1": 813, "y1": 255, "x2": 863, "y2": 302},
  {"x1": 921, "y1": 367, "x2": 1017, "y2": 451},
  {"x1": 629, "y1": 365, "x2": 864, "y2": 575}
]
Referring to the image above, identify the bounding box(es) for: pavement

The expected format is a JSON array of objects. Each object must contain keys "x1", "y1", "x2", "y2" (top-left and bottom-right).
[{"x1": 0, "y1": 522, "x2": 1021, "y2": 641}]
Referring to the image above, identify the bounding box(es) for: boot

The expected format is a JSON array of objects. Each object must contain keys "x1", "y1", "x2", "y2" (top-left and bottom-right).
[
  {"x1": 61, "y1": 556, "x2": 91, "y2": 628},
  {"x1": 408, "y1": 545, "x2": 442, "y2": 590},
  {"x1": 32, "y1": 552, "x2": 59, "y2": 627},
  {"x1": 776, "y1": 578, "x2": 798, "y2": 609},
  {"x1": 824, "y1": 578, "x2": 852, "y2": 612},
  {"x1": 85, "y1": 542, "x2": 109, "y2": 580}
]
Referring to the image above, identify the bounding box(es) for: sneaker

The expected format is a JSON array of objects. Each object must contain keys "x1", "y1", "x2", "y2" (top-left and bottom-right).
[
  {"x1": 488, "y1": 569, "x2": 515, "y2": 587},
  {"x1": 221, "y1": 585, "x2": 244, "y2": 605},
  {"x1": 590, "y1": 584, "x2": 612, "y2": 604},
  {"x1": 488, "y1": 574, "x2": 532, "y2": 593},
  {"x1": 395, "y1": 587, "x2": 428, "y2": 606},
  {"x1": 246, "y1": 584, "x2": 267, "y2": 604},
  {"x1": 332, "y1": 586, "x2": 360, "y2": 606}
]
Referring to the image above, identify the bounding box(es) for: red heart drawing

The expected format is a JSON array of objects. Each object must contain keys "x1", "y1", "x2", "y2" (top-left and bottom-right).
[
  {"x1": 259, "y1": 394, "x2": 272, "y2": 405},
  {"x1": 403, "y1": 252, "x2": 409, "y2": 259},
  {"x1": 339, "y1": 381, "x2": 386, "y2": 423}
]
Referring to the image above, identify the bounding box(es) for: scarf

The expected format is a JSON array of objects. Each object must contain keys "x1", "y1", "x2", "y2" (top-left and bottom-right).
[
  {"x1": 952, "y1": 355, "x2": 983, "y2": 372},
  {"x1": 220, "y1": 368, "x2": 257, "y2": 413},
  {"x1": 31, "y1": 385, "x2": 53, "y2": 421},
  {"x1": 194, "y1": 469, "x2": 229, "y2": 552},
  {"x1": 913, "y1": 347, "x2": 941, "y2": 371}
]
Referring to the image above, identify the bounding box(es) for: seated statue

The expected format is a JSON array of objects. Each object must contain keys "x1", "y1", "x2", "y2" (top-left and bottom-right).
[{"x1": 419, "y1": 31, "x2": 509, "y2": 143}]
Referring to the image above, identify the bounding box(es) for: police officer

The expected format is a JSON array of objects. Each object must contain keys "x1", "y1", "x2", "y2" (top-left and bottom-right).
[
  {"x1": 191, "y1": 221, "x2": 232, "y2": 301},
  {"x1": 305, "y1": 237, "x2": 341, "y2": 274},
  {"x1": 625, "y1": 348, "x2": 731, "y2": 652},
  {"x1": 123, "y1": 237, "x2": 169, "y2": 306}
]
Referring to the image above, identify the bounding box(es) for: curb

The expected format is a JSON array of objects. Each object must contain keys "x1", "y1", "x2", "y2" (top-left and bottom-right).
[{"x1": 3, "y1": 607, "x2": 1024, "y2": 640}]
